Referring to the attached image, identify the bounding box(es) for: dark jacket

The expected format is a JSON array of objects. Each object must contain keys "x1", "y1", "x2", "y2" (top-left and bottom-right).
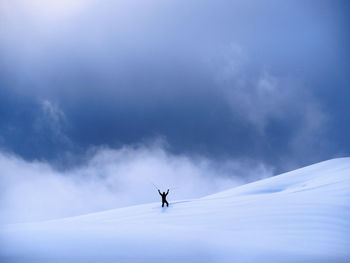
[{"x1": 158, "y1": 189, "x2": 169, "y2": 202}]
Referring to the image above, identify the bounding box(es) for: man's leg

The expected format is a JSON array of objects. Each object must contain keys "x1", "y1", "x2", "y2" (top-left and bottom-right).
[
  {"x1": 162, "y1": 201, "x2": 164, "y2": 207},
  {"x1": 166, "y1": 201, "x2": 169, "y2": 207}
]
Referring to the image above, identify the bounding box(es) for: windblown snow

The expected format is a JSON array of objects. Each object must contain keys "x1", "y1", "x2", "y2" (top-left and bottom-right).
[{"x1": 1, "y1": 158, "x2": 350, "y2": 263}]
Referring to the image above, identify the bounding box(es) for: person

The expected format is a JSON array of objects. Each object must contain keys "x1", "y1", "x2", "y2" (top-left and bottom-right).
[{"x1": 158, "y1": 189, "x2": 169, "y2": 207}]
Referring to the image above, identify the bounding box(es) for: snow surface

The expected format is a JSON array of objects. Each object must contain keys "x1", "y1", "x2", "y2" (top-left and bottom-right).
[{"x1": 1, "y1": 158, "x2": 350, "y2": 263}]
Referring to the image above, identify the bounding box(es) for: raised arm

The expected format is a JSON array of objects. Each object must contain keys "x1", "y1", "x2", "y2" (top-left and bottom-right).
[
  {"x1": 165, "y1": 189, "x2": 169, "y2": 196},
  {"x1": 158, "y1": 189, "x2": 161, "y2": 195}
]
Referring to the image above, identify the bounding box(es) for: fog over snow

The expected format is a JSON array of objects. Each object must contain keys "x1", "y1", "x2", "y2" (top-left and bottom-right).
[
  {"x1": 1, "y1": 158, "x2": 349, "y2": 263},
  {"x1": 0, "y1": 144, "x2": 272, "y2": 223}
]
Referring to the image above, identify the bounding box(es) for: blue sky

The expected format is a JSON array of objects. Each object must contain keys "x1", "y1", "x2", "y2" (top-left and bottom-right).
[{"x1": 0, "y1": 0, "x2": 349, "y2": 173}]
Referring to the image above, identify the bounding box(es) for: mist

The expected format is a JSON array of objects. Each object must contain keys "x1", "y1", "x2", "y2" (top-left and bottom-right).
[{"x1": 0, "y1": 142, "x2": 273, "y2": 223}]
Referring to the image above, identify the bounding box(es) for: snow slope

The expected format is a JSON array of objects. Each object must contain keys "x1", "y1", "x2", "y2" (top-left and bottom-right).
[{"x1": 1, "y1": 158, "x2": 350, "y2": 263}]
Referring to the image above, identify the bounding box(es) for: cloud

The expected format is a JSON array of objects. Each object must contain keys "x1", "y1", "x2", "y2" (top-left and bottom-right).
[
  {"x1": 214, "y1": 43, "x2": 326, "y2": 132},
  {"x1": 207, "y1": 43, "x2": 331, "y2": 170},
  {"x1": 35, "y1": 100, "x2": 67, "y2": 138},
  {"x1": 0, "y1": 142, "x2": 273, "y2": 223},
  {"x1": 0, "y1": 0, "x2": 347, "y2": 173},
  {"x1": 31, "y1": 99, "x2": 73, "y2": 155},
  {"x1": 0, "y1": 2, "x2": 346, "y2": 225}
]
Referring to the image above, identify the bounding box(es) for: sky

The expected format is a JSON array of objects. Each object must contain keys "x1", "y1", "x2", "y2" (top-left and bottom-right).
[{"x1": 0, "y1": 0, "x2": 349, "y2": 221}]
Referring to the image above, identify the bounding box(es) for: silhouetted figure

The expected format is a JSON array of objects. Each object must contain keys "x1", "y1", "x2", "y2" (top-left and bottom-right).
[{"x1": 158, "y1": 189, "x2": 169, "y2": 207}]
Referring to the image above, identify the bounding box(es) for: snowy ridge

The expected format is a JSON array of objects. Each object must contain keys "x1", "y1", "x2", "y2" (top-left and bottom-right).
[{"x1": 1, "y1": 158, "x2": 350, "y2": 263}]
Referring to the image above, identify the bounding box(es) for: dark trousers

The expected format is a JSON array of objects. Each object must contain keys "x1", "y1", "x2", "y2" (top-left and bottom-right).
[{"x1": 162, "y1": 200, "x2": 169, "y2": 207}]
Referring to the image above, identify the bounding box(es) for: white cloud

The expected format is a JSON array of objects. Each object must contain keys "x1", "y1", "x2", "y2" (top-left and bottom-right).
[
  {"x1": 0, "y1": 143, "x2": 273, "y2": 223},
  {"x1": 1, "y1": 0, "x2": 92, "y2": 22},
  {"x1": 33, "y1": 100, "x2": 71, "y2": 146},
  {"x1": 40, "y1": 100, "x2": 66, "y2": 129},
  {"x1": 214, "y1": 43, "x2": 328, "y2": 138}
]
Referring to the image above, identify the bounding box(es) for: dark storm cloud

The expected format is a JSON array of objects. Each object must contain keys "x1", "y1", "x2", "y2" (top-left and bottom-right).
[{"x1": 0, "y1": 0, "x2": 349, "y2": 172}]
